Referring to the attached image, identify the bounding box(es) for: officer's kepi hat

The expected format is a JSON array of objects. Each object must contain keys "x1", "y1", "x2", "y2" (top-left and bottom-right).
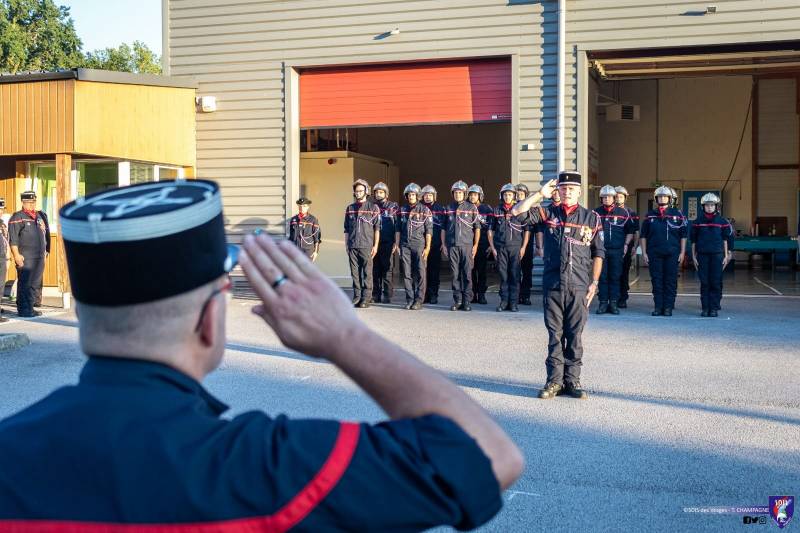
[
  {"x1": 0, "y1": 198, "x2": 5, "y2": 208},
  {"x1": 60, "y1": 180, "x2": 238, "y2": 307},
  {"x1": 20, "y1": 191, "x2": 36, "y2": 201},
  {"x1": 557, "y1": 171, "x2": 582, "y2": 187},
  {"x1": 296, "y1": 197, "x2": 312, "y2": 205}
]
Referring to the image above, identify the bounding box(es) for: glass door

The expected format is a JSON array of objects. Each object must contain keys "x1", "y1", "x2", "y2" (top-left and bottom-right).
[
  {"x1": 29, "y1": 163, "x2": 58, "y2": 227},
  {"x1": 76, "y1": 162, "x2": 119, "y2": 197}
]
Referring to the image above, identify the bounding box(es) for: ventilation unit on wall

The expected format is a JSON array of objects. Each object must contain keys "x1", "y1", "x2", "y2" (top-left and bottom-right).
[{"x1": 606, "y1": 104, "x2": 640, "y2": 122}]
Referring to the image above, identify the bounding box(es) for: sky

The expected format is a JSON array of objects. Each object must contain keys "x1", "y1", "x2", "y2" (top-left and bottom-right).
[{"x1": 61, "y1": 0, "x2": 163, "y2": 56}]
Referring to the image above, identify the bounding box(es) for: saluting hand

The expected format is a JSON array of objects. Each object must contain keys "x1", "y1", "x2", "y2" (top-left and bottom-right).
[
  {"x1": 239, "y1": 235, "x2": 361, "y2": 360},
  {"x1": 539, "y1": 178, "x2": 558, "y2": 200}
]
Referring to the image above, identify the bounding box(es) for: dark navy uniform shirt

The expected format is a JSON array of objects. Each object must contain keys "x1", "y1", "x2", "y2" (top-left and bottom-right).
[
  {"x1": 375, "y1": 199, "x2": 399, "y2": 244},
  {"x1": 491, "y1": 204, "x2": 529, "y2": 249},
  {"x1": 593, "y1": 205, "x2": 635, "y2": 250},
  {"x1": 288, "y1": 213, "x2": 321, "y2": 252},
  {"x1": 621, "y1": 207, "x2": 640, "y2": 234},
  {"x1": 8, "y1": 210, "x2": 50, "y2": 258},
  {"x1": 0, "y1": 357, "x2": 502, "y2": 531},
  {"x1": 443, "y1": 201, "x2": 480, "y2": 248},
  {"x1": 423, "y1": 202, "x2": 445, "y2": 246},
  {"x1": 641, "y1": 207, "x2": 688, "y2": 254},
  {"x1": 690, "y1": 213, "x2": 734, "y2": 254},
  {"x1": 343, "y1": 200, "x2": 381, "y2": 249},
  {"x1": 396, "y1": 203, "x2": 433, "y2": 248},
  {"x1": 527, "y1": 204, "x2": 605, "y2": 291},
  {"x1": 474, "y1": 204, "x2": 494, "y2": 246}
]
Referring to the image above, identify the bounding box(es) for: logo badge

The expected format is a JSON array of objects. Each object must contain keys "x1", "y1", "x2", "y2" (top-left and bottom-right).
[{"x1": 770, "y1": 496, "x2": 794, "y2": 529}]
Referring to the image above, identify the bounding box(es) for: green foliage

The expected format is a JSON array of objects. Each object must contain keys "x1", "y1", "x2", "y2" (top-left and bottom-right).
[{"x1": 83, "y1": 41, "x2": 161, "y2": 75}]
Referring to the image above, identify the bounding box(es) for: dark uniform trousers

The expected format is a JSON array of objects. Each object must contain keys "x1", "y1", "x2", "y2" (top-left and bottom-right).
[
  {"x1": 425, "y1": 246, "x2": 441, "y2": 300},
  {"x1": 598, "y1": 247, "x2": 624, "y2": 303},
  {"x1": 698, "y1": 252, "x2": 723, "y2": 311},
  {"x1": 400, "y1": 246, "x2": 426, "y2": 303},
  {"x1": 649, "y1": 251, "x2": 679, "y2": 310},
  {"x1": 372, "y1": 241, "x2": 395, "y2": 301},
  {"x1": 348, "y1": 248, "x2": 373, "y2": 302},
  {"x1": 497, "y1": 246, "x2": 521, "y2": 304},
  {"x1": 619, "y1": 247, "x2": 634, "y2": 303},
  {"x1": 471, "y1": 242, "x2": 489, "y2": 298},
  {"x1": 449, "y1": 246, "x2": 474, "y2": 304},
  {"x1": 544, "y1": 287, "x2": 588, "y2": 385},
  {"x1": 519, "y1": 238, "x2": 535, "y2": 300},
  {"x1": 17, "y1": 256, "x2": 44, "y2": 316}
]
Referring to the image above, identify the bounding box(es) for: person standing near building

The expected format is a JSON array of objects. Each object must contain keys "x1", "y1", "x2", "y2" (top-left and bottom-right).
[
  {"x1": 395, "y1": 183, "x2": 432, "y2": 310},
  {"x1": 691, "y1": 193, "x2": 733, "y2": 317},
  {"x1": 593, "y1": 185, "x2": 635, "y2": 315},
  {"x1": 421, "y1": 185, "x2": 444, "y2": 304},
  {"x1": 515, "y1": 184, "x2": 535, "y2": 306},
  {"x1": 488, "y1": 184, "x2": 529, "y2": 313},
  {"x1": 615, "y1": 186, "x2": 639, "y2": 308},
  {"x1": 344, "y1": 180, "x2": 380, "y2": 308},
  {"x1": 9, "y1": 191, "x2": 49, "y2": 318},
  {"x1": 288, "y1": 197, "x2": 321, "y2": 261},
  {"x1": 640, "y1": 186, "x2": 687, "y2": 317},
  {"x1": 511, "y1": 172, "x2": 604, "y2": 400},
  {"x1": 0, "y1": 199, "x2": 8, "y2": 323},
  {"x1": 442, "y1": 181, "x2": 480, "y2": 312},
  {"x1": 371, "y1": 182, "x2": 399, "y2": 304},
  {"x1": 468, "y1": 185, "x2": 492, "y2": 305}
]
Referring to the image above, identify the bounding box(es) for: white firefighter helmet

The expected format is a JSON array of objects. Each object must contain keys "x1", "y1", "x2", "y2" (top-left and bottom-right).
[
  {"x1": 654, "y1": 185, "x2": 672, "y2": 199},
  {"x1": 421, "y1": 185, "x2": 437, "y2": 201},
  {"x1": 516, "y1": 183, "x2": 530, "y2": 195},
  {"x1": 404, "y1": 183, "x2": 421, "y2": 197},
  {"x1": 467, "y1": 184, "x2": 484, "y2": 202},
  {"x1": 701, "y1": 192, "x2": 720, "y2": 205},
  {"x1": 614, "y1": 186, "x2": 629, "y2": 196},
  {"x1": 599, "y1": 185, "x2": 617, "y2": 197},
  {"x1": 353, "y1": 179, "x2": 370, "y2": 194},
  {"x1": 499, "y1": 183, "x2": 516, "y2": 200},
  {"x1": 451, "y1": 180, "x2": 468, "y2": 193},
  {"x1": 373, "y1": 182, "x2": 389, "y2": 195},
  {"x1": 668, "y1": 187, "x2": 678, "y2": 198}
]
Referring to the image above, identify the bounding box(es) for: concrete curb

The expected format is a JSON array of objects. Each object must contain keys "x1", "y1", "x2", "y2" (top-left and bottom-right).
[{"x1": 0, "y1": 333, "x2": 31, "y2": 352}]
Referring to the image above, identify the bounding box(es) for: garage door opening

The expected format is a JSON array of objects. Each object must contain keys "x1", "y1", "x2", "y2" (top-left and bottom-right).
[
  {"x1": 587, "y1": 41, "x2": 800, "y2": 296},
  {"x1": 297, "y1": 59, "x2": 513, "y2": 281}
]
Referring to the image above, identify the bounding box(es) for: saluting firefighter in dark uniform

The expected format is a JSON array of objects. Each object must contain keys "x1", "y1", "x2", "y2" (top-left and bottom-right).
[
  {"x1": 442, "y1": 180, "x2": 480, "y2": 312},
  {"x1": 9, "y1": 191, "x2": 50, "y2": 318},
  {"x1": 593, "y1": 185, "x2": 635, "y2": 315},
  {"x1": 691, "y1": 193, "x2": 734, "y2": 317},
  {"x1": 468, "y1": 185, "x2": 493, "y2": 305},
  {"x1": 344, "y1": 179, "x2": 381, "y2": 308},
  {"x1": 288, "y1": 197, "x2": 321, "y2": 261},
  {"x1": 615, "y1": 186, "x2": 639, "y2": 308},
  {"x1": 395, "y1": 183, "x2": 433, "y2": 310},
  {"x1": 515, "y1": 184, "x2": 535, "y2": 306},
  {"x1": 371, "y1": 182, "x2": 399, "y2": 304},
  {"x1": 531, "y1": 188, "x2": 562, "y2": 300},
  {"x1": 0, "y1": 198, "x2": 9, "y2": 323},
  {"x1": 512, "y1": 172, "x2": 604, "y2": 400},
  {"x1": 421, "y1": 185, "x2": 444, "y2": 305},
  {"x1": 488, "y1": 183, "x2": 530, "y2": 313},
  {"x1": 640, "y1": 186, "x2": 688, "y2": 317}
]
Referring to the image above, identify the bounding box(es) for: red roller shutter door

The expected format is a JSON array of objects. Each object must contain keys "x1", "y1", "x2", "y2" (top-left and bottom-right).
[{"x1": 299, "y1": 58, "x2": 511, "y2": 128}]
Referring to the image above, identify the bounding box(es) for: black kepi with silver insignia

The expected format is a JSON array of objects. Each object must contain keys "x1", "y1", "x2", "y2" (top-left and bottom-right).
[{"x1": 60, "y1": 180, "x2": 238, "y2": 306}]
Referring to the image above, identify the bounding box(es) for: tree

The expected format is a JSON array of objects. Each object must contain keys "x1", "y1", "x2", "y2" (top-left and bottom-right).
[
  {"x1": 83, "y1": 41, "x2": 162, "y2": 75},
  {"x1": 0, "y1": 0, "x2": 83, "y2": 73}
]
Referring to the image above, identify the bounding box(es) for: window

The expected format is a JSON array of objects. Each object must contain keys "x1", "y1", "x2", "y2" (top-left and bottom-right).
[
  {"x1": 30, "y1": 163, "x2": 58, "y2": 230},
  {"x1": 131, "y1": 163, "x2": 155, "y2": 185},
  {"x1": 158, "y1": 167, "x2": 179, "y2": 180},
  {"x1": 77, "y1": 162, "x2": 118, "y2": 197}
]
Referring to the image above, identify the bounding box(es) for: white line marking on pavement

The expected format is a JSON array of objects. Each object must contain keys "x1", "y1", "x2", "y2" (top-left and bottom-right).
[
  {"x1": 752, "y1": 277, "x2": 783, "y2": 296},
  {"x1": 299, "y1": 376, "x2": 310, "y2": 381},
  {"x1": 507, "y1": 490, "x2": 542, "y2": 501},
  {"x1": 629, "y1": 276, "x2": 640, "y2": 286}
]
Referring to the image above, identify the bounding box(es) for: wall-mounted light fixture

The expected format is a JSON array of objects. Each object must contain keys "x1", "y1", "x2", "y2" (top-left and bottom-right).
[
  {"x1": 196, "y1": 95, "x2": 217, "y2": 113},
  {"x1": 706, "y1": 5, "x2": 717, "y2": 14}
]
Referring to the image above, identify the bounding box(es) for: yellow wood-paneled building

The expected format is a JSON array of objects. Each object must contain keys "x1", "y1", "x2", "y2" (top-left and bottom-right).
[{"x1": 0, "y1": 68, "x2": 196, "y2": 302}]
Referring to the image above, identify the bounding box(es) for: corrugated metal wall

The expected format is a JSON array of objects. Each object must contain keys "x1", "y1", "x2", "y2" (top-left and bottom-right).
[{"x1": 166, "y1": 0, "x2": 557, "y2": 239}]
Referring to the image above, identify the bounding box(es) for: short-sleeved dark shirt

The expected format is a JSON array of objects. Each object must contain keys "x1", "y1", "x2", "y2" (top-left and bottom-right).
[
  {"x1": 8, "y1": 210, "x2": 49, "y2": 258},
  {"x1": 423, "y1": 202, "x2": 446, "y2": 246},
  {"x1": 690, "y1": 213, "x2": 734, "y2": 254},
  {"x1": 375, "y1": 199, "x2": 399, "y2": 244},
  {"x1": 491, "y1": 204, "x2": 529, "y2": 248},
  {"x1": 289, "y1": 213, "x2": 321, "y2": 252},
  {"x1": 344, "y1": 201, "x2": 381, "y2": 249},
  {"x1": 0, "y1": 357, "x2": 502, "y2": 531},
  {"x1": 474, "y1": 203, "x2": 494, "y2": 246},
  {"x1": 593, "y1": 205, "x2": 635, "y2": 250},
  {"x1": 396, "y1": 203, "x2": 433, "y2": 248},
  {"x1": 443, "y1": 201, "x2": 480, "y2": 248},
  {"x1": 527, "y1": 204, "x2": 605, "y2": 291}
]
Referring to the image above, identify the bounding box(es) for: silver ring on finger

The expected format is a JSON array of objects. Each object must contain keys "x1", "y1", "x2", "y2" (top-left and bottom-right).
[{"x1": 271, "y1": 274, "x2": 288, "y2": 290}]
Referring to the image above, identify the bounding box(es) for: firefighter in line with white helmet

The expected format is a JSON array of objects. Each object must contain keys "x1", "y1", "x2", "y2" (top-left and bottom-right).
[
  {"x1": 395, "y1": 183, "x2": 433, "y2": 310},
  {"x1": 640, "y1": 186, "x2": 687, "y2": 316},
  {"x1": 371, "y1": 182, "x2": 399, "y2": 304},
  {"x1": 593, "y1": 185, "x2": 635, "y2": 315},
  {"x1": 690, "y1": 193, "x2": 734, "y2": 317},
  {"x1": 442, "y1": 181, "x2": 480, "y2": 311},
  {"x1": 515, "y1": 184, "x2": 535, "y2": 305},
  {"x1": 468, "y1": 184, "x2": 493, "y2": 305},
  {"x1": 488, "y1": 184, "x2": 530, "y2": 312},
  {"x1": 614, "y1": 186, "x2": 639, "y2": 308},
  {"x1": 344, "y1": 179, "x2": 381, "y2": 308},
  {"x1": 421, "y1": 185, "x2": 445, "y2": 304}
]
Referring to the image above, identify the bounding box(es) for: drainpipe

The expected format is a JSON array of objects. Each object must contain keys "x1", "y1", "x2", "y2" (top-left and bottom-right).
[{"x1": 557, "y1": 0, "x2": 566, "y2": 173}]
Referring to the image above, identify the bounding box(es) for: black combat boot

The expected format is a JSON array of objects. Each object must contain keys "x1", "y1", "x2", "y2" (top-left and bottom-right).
[
  {"x1": 663, "y1": 308, "x2": 673, "y2": 316},
  {"x1": 563, "y1": 381, "x2": 588, "y2": 399},
  {"x1": 617, "y1": 300, "x2": 627, "y2": 308},
  {"x1": 709, "y1": 309, "x2": 718, "y2": 317},
  {"x1": 405, "y1": 301, "x2": 413, "y2": 310},
  {"x1": 450, "y1": 302, "x2": 461, "y2": 311},
  {"x1": 496, "y1": 302, "x2": 508, "y2": 312},
  {"x1": 411, "y1": 300, "x2": 423, "y2": 310},
  {"x1": 538, "y1": 382, "x2": 562, "y2": 399},
  {"x1": 596, "y1": 301, "x2": 608, "y2": 314},
  {"x1": 509, "y1": 303, "x2": 519, "y2": 312},
  {"x1": 519, "y1": 297, "x2": 532, "y2": 305},
  {"x1": 701, "y1": 309, "x2": 709, "y2": 317},
  {"x1": 651, "y1": 308, "x2": 663, "y2": 316},
  {"x1": 477, "y1": 294, "x2": 487, "y2": 305},
  {"x1": 608, "y1": 301, "x2": 620, "y2": 315},
  {"x1": 461, "y1": 302, "x2": 472, "y2": 312}
]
